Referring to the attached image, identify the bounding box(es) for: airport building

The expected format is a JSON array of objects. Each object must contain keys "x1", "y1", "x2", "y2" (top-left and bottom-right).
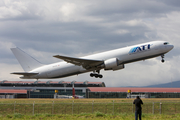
[
  {"x1": 0, "y1": 80, "x2": 105, "y2": 98},
  {"x1": 87, "y1": 87, "x2": 180, "y2": 98},
  {"x1": 1, "y1": 80, "x2": 180, "y2": 98}
]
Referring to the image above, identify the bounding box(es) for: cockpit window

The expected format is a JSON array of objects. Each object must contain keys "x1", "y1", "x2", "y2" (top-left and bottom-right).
[{"x1": 164, "y1": 42, "x2": 169, "y2": 45}]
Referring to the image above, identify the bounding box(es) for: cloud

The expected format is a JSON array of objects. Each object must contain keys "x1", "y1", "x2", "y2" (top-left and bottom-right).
[{"x1": 0, "y1": 0, "x2": 179, "y2": 87}]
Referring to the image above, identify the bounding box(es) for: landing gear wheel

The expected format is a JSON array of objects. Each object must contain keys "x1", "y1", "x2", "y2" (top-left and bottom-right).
[
  {"x1": 99, "y1": 74, "x2": 103, "y2": 78},
  {"x1": 161, "y1": 55, "x2": 165, "y2": 63},
  {"x1": 95, "y1": 75, "x2": 99, "y2": 78},
  {"x1": 90, "y1": 71, "x2": 103, "y2": 78},
  {"x1": 90, "y1": 73, "x2": 94, "y2": 77}
]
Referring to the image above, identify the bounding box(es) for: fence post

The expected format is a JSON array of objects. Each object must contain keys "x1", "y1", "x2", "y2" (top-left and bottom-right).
[
  {"x1": 105, "y1": 104, "x2": 107, "y2": 114},
  {"x1": 160, "y1": 102, "x2": 162, "y2": 114},
  {"x1": 152, "y1": 102, "x2": 154, "y2": 114},
  {"x1": 175, "y1": 104, "x2": 176, "y2": 113},
  {"x1": 33, "y1": 101, "x2": 35, "y2": 115},
  {"x1": 72, "y1": 100, "x2": 74, "y2": 115},
  {"x1": 65, "y1": 103, "x2": 66, "y2": 114},
  {"x1": 14, "y1": 101, "x2": 16, "y2": 114},
  {"x1": 52, "y1": 101, "x2": 54, "y2": 114},
  {"x1": 132, "y1": 101, "x2": 134, "y2": 113},
  {"x1": 113, "y1": 100, "x2": 114, "y2": 115},
  {"x1": 92, "y1": 100, "x2": 94, "y2": 113}
]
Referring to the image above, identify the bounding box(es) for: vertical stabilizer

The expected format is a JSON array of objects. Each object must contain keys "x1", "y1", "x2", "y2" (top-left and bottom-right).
[
  {"x1": 72, "y1": 84, "x2": 75, "y2": 97},
  {"x1": 11, "y1": 47, "x2": 44, "y2": 72}
]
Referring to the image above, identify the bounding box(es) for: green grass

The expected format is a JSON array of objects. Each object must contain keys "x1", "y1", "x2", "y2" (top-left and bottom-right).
[
  {"x1": 0, "y1": 99, "x2": 180, "y2": 115},
  {"x1": 0, "y1": 113, "x2": 180, "y2": 120},
  {"x1": 0, "y1": 98, "x2": 180, "y2": 119},
  {"x1": 1, "y1": 98, "x2": 180, "y2": 104}
]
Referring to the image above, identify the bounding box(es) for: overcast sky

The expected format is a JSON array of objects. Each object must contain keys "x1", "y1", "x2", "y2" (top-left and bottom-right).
[{"x1": 0, "y1": 0, "x2": 180, "y2": 87}]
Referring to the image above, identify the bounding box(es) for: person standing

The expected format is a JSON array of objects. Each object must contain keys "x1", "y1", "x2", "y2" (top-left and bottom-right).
[{"x1": 133, "y1": 96, "x2": 143, "y2": 120}]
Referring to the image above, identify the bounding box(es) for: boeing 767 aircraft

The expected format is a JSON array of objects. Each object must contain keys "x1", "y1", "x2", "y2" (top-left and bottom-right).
[{"x1": 11, "y1": 41, "x2": 174, "y2": 80}]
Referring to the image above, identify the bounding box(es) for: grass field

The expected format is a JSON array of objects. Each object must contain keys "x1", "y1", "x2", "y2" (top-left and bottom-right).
[
  {"x1": 1, "y1": 98, "x2": 180, "y2": 103},
  {"x1": 0, "y1": 113, "x2": 180, "y2": 120},
  {"x1": 0, "y1": 98, "x2": 180, "y2": 120}
]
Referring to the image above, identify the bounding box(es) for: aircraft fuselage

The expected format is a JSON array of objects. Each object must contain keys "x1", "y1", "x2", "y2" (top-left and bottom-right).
[{"x1": 11, "y1": 41, "x2": 174, "y2": 79}]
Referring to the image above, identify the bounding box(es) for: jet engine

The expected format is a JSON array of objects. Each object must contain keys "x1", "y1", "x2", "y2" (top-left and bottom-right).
[{"x1": 104, "y1": 58, "x2": 124, "y2": 71}]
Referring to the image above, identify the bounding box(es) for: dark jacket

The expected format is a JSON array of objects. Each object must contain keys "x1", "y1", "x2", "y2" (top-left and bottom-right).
[{"x1": 133, "y1": 98, "x2": 143, "y2": 111}]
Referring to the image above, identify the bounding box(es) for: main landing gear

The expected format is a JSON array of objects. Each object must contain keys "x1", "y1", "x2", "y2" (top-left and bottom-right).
[
  {"x1": 90, "y1": 70, "x2": 103, "y2": 78},
  {"x1": 161, "y1": 55, "x2": 165, "y2": 63}
]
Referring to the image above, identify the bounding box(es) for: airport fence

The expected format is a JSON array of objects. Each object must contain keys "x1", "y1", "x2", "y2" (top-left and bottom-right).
[{"x1": 0, "y1": 101, "x2": 180, "y2": 115}]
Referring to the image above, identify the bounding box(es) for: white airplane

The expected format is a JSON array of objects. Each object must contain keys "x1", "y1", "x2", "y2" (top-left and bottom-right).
[{"x1": 11, "y1": 41, "x2": 174, "y2": 80}]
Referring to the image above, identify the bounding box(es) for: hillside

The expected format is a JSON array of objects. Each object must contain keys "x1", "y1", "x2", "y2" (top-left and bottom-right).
[{"x1": 145, "y1": 80, "x2": 180, "y2": 88}]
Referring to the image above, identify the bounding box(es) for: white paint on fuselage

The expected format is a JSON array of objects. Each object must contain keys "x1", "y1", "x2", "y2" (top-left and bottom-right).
[{"x1": 23, "y1": 41, "x2": 173, "y2": 79}]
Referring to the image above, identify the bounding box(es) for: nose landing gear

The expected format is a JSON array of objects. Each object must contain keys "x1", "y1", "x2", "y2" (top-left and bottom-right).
[
  {"x1": 161, "y1": 55, "x2": 165, "y2": 63},
  {"x1": 90, "y1": 70, "x2": 103, "y2": 78}
]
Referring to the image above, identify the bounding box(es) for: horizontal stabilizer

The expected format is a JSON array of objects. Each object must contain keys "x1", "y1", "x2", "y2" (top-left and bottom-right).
[
  {"x1": 53, "y1": 55, "x2": 103, "y2": 69},
  {"x1": 11, "y1": 72, "x2": 39, "y2": 76}
]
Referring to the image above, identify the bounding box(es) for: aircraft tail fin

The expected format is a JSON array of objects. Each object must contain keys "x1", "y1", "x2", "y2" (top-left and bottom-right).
[
  {"x1": 72, "y1": 84, "x2": 75, "y2": 97},
  {"x1": 11, "y1": 47, "x2": 44, "y2": 72}
]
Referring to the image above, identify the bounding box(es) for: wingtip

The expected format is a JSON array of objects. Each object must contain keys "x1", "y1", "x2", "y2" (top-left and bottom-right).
[
  {"x1": 53, "y1": 55, "x2": 59, "y2": 57},
  {"x1": 10, "y1": 47, "x2": 19, "y2": 50}
]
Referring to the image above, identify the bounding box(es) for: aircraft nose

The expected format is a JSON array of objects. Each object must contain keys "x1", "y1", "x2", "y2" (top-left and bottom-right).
[{"x1": 167, "y1": 45, "x2": 174, "y2": 51}]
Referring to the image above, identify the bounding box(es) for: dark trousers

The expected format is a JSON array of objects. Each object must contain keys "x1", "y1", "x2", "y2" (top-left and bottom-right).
[{"x1": 135, "y1": 111, "x2": 142, "y2": 120}]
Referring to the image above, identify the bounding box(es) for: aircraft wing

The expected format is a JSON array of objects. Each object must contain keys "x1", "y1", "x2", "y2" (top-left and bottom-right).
[{"x1": 53, "y1": 55, "x2": 103, "y2": 69}]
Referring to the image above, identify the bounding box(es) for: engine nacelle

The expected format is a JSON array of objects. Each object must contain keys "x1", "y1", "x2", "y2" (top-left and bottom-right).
[
  {"x1": 111, "y1": 64, "x2": 124, "y2": 71},
  {"x1": 104, "y1": 58, "x2": 125, "y2": 71}
]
